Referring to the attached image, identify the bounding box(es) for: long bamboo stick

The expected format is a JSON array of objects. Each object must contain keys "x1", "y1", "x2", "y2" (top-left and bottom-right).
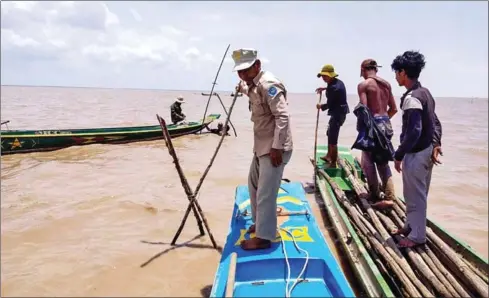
[
  {"x1": 462, "y1": 257, "x2": 489, "y2": 284},
  {"x1": 316, "y1": 155, "x2": 488, "y2": 297},
  {"x1": 391, "y1": 198, "x2": 488, "y2": 297},
  {"x1": 170, "y1": 88, "x2": 240, "y2": 247},
  {"x1": 313, "y1": 93, "x2": 322, "y2": 188},
  {"x1": 157, "y1": 116, "x2": 217, "y2": 247},
  {"x1": 375, "y1": 211, "x2": 452, "y2": 297},
  {"x1": 201, "y1": 44, "x2": 230, "y2": 128},
  {"x1": 156, "y1": 115, "x2": 204, "y2": 236},
  {"x1": 379, "y1": 207, "x2": 472, "y2": 297},
  {"x1": 350, "y1": 217, "x2": 405, "y2": 297},
  {"x1": 317, "y1": 169, "x2": 423, "y2": 297},
  {"x1": 355, "y1": 212, "x2": 434, "y2": 297},
  {"x1": 425, "y1": 244, "x2": 472, "y2": 297}
]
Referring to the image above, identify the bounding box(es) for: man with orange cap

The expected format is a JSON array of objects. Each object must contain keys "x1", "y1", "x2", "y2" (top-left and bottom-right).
[{"x1": 315, "y1": 64, "x2": 350, "y2": 167}]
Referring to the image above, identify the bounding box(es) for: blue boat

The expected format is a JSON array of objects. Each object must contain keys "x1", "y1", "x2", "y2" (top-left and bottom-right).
[{"x1": 210, "y1": 181, "x2": 355, "y2": 297}]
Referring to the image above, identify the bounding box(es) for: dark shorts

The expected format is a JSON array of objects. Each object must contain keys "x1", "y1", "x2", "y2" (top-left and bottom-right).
[
  {"x1": 374, "y1": 116, "x2": 393, "y2": 141},
  {"x1": 327, "y1": 114, "x2": 347, "y2": 145}
]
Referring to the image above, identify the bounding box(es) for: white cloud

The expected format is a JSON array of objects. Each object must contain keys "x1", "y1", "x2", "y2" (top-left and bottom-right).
[
  {"x1": 129, "y1": 8, "x2": 142, "y2": 22},
  {"x1": 0, "y1": 1, "x2": 487, "y2": 97},
  {"x1": 1, "y1": 1, "x2": 216, "y2": 71}
]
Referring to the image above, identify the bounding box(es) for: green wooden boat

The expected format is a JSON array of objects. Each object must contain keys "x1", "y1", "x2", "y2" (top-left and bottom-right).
[
  {"x1": 312, "y1": 144, "x2": 488, "y2": 297},
  {"x1": 0, "y1": 113, "x2": 221, "y2": 155}
]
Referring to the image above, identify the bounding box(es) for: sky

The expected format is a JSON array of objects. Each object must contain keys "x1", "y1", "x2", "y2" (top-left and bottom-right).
[{"x1": 1, "y1": 1, "x2": 488, "y2": 98}]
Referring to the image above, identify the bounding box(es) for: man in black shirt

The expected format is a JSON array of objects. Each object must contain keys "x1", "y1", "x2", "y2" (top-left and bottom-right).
[
  {"x1": 170, "y1": 95, "x2": 186, "y2": 125},
  {"x1": 315, "y1": 64, "x2": 350, "y2": 167}
]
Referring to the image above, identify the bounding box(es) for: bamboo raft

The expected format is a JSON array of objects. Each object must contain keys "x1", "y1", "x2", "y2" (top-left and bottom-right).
[{"x1": 311, "y1": 145, "x2": 488, "y2": 298}]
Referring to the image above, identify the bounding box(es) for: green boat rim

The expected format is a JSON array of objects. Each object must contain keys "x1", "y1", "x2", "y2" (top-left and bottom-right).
[
  {"x1": 315, "y1": 172, "x2": 395, "y2": 297},
  {"x1": 0, "y1": 114, "x2": 221, "y2": 138}
]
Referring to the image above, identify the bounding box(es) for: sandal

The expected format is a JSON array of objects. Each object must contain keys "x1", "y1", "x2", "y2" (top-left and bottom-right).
[
  {"x1": 397, "y1": 237, "x2": 425, "y2": 248},
  {"x1": 247, "y1": 224, "x2": 256, "y2": 234},
  {"x1": 240, "y1": 237, "x2": 271, "y2": 250}
]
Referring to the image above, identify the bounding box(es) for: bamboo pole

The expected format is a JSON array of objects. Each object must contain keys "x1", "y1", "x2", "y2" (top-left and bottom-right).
[
  {"x1": 317, "y1": 169, "x2": 423, "y2": 297},
  {"x1": 201, "y1": 44, "x2": 230, "y2": 128},
  {"x1": 349, "y1": 212, "x2": 405, "y2": 297},
  {"x1": 313, "y1": 93, "x2": 322, "y2": 188},
  {"x1": 337, "y1": 159, "x2": 439, "y2": 297},
  {"x1": 425, "y1": 244, "x2": 472, "y2": 297},
  {"x1": 390, "y1": 198, "x2": 488, "y2": 297},
  {"x1": 316, "y1": 155, "x2": 488, "y2": 297},
  {"x1": 462, "y1": 257, "x2": 489, "y2": 284},
  {"x1": 225, "y1": 252, "x2": 237, "y2": 297},
  {"x1": 379, "y1": 207, "x2": 471, "y2": 297},
  {"x1": 375, "y1": 211, "x2": 452, "y2": 297},
  {"x1": 169, "y1": 88, "x2": 240, "y2": 247},
  {"x1": 157, "y1": 116, "x2": 216, "y2": 247},
  {"x1": 156, "y1": 115, "x2": 204, "y2": 235}
]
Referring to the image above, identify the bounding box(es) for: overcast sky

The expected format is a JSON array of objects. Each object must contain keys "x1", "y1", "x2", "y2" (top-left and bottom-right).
[{"x1": 1, "y1": 1, "x2": 487, "y2": 98}]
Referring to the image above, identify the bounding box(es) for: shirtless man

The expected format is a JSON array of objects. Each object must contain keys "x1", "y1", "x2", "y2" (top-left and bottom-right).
[{"x1": 357, "y1": 59, "x2": 398, "y2": 209}]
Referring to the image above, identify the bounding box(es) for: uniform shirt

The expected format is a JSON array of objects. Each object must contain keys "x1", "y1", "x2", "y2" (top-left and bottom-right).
[{"x1": 239, "y1": 70, "x2": 293, "y2": 157}]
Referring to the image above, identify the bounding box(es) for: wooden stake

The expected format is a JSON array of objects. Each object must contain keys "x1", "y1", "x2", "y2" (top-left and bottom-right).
[
  {"x1": 156, "y1": 115, "x2": 215, "y2": 247},
  {"x1": 167, "y1": 87, "x2": 241, "y2": 248},
  {"x1": 156, "y1": 115, "x2": 204, "y2": 235},
  {"x1": 313, "y1": 93, "x2": 322, "y2": 187}
]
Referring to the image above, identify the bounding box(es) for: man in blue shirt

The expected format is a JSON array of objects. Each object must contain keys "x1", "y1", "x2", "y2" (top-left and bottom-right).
[
  {"x1": 315, "y1": 64, "x2": 350, "y2": 168},
  {"x1": 390, "y1": 51, "x2": 443, "y2": 248}
]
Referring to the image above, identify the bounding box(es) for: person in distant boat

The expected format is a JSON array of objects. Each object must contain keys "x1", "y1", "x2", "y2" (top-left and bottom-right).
[
  {"x1": 170, "y1": 95, "x2": 186, "y2": 125},
  {"x1": 209, "y1": 122, "x2": 230, "y2": 136},
  {"x1": 390, "y1": 50, "x2": 443, "y2": 249},
  {"x1": 315, "y1": 64, "x2": 350, "y2": 168},
  {"x1": 233, "y1": 48, "x2": 293, "y2": 251},
  {"x1": 354, "y1": 59, "x2": 398, "y2": 210}
]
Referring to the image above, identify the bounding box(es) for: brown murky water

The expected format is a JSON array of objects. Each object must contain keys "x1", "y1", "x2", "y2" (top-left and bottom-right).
[{"x1": 1, "y1": 86, "x2": 487, "y2": 297}]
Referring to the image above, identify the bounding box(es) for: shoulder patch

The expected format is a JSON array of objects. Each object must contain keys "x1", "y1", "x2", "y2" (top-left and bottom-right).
[{"x1": 268, "y1": 86, "x2": 278, "y2": 97}]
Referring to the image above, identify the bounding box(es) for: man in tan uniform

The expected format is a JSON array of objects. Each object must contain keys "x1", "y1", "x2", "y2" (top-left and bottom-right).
[{"x1": 233, "y1": 48, "x2": 293, "y2": 250}]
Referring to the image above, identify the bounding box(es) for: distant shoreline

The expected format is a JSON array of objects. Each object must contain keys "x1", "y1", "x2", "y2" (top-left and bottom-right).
[{"x1": 1, "y1": 84, "x2": 487, "y2": 100}]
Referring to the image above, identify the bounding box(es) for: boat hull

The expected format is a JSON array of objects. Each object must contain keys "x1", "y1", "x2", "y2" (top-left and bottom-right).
[
  {"x1": 0, "y1": 114, "x2": 220, "y2": 155},
  {"x1": 210, "y1": 181, "x2": 355, "y2": 297},
  {"x1": 313, "y1": 144, "x2": 488, "y2": 297}
]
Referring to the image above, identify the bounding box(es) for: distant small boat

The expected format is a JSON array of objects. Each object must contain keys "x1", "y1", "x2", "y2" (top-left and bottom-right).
[
  {"x1": 209, "y1": 181, "x2": 355, "y2": 297},
  {"x1": 0, "y1": 113, "x2": 221, "y2": 155}
]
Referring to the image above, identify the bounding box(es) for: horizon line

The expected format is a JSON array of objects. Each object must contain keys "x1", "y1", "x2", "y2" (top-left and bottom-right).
[{"x1": 1, "y1": 84, "x2": 487, "y2": 100}]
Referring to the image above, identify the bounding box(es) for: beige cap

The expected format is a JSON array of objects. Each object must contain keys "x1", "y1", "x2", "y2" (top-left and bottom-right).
[
  {"x1": 231, "y1": 48, "x2": 258, "y2": 71},
  {"x1": 175, "y1": 95, "x2": 185, "y2": 103}
]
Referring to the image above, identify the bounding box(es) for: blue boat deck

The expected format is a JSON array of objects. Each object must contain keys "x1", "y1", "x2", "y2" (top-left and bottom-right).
[{"x1": 210, "y1": 181, "x2": 355, "y2": 297}]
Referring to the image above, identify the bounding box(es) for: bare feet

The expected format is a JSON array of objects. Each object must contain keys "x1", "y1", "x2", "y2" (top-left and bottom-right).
[
  {"x1": 391, "y1": 227, "x2": 411, "y2": 236},
  {"x1": 320, "y1": 155, "x2": 332, "y2": 163},
  {"x1": 397, "y1": 237, "x2": 425, "y2": 248},
  {"x1": 371, "y1": 200, "x2": 395, "y2": 210},
  {"x1": 240, "y1": 237, "x2": 271, "y2": 250}
]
